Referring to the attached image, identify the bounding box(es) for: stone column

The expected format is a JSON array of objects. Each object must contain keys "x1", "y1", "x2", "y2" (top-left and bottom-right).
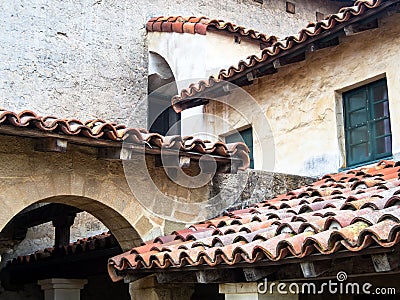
[
  {"x1": 129, "y1": 276, "x2": 194, "y2": 300},
  {"x1": 38, "y1": 279, "x2": 87, "y2": 300},
  {"x1": 219, "y1": 283, "x2": 299, "y2": 300}
]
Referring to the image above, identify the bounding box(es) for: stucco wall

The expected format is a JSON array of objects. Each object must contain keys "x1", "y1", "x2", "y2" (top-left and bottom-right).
[
  {"x1": 0, "y1": 0, "x2": 344, "y2": 127},
  {"x1": 148, "y1": 30, "x2": 262, "y2": 137},
  {"x1": 206, "y1": 14, "x2": 400, "y2": 177},
  {"x1": 148, "y1": 31, "x2": 261, "y2": 87}
]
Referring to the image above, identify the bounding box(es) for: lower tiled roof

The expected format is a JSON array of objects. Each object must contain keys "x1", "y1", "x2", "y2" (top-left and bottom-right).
[
  {"x1": 7, "y1": 232, "x2": 117, "y2": 266},
  {"x1": 0, "y1": 109, "x2": 250, "y2": 170},
  {"x1": 108, "y1": 160, "x2": 400, "y2": 281}
]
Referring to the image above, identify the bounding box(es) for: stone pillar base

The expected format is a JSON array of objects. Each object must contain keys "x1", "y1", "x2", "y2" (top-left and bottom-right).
[
  {"x1": 129, "y1": 276, "x2": 194, "y2": 300},
  {"x1": 38, "y1": 278, "x2": 87, "y2": 300}
]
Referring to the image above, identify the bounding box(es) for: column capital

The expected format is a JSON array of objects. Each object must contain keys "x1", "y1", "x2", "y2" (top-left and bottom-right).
[{"x1": 38, "y1": 278, "x2": 88, "y2": 291}]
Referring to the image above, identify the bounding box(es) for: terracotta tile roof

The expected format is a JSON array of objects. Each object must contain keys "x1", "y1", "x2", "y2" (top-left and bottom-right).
[
  {"x1": 108, "y1": 160, "x2": 400, "y2": 281},
  {"x1": 7, "y1": 232, "x2": 118, "y2": 266},
  {"x1": 0, "y1": 109, "x2": 250, "y2": 170},
  {"x1": 147, "y1": 16, "x2": 278, "y2": 45},
  {"x1": 171, "y1": 0, "x2": 395, "y2": 112}
]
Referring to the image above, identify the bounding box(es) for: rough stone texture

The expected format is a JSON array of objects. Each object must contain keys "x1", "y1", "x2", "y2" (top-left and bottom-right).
[
  {"x1": 206, "y1": 14, "x2": 400, "y2": 177},
  {"x1": 0, "y1": 0, "x2": 344, "y2": 127},
  {"x1": 211, "y1": 169, "x2": 314, "y2": 212}
]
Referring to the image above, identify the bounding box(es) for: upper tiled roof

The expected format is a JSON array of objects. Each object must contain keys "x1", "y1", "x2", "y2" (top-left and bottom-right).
[
  {"x1": 0, "y1": 109, "x2": 250, "y2": 170},
  {"x1": 171, "y1": 0, "x2": 394, "y2": 112},
  {"x1": 108, "y1": 160, "x2": 400, "y2": 281},
  {"x1": 7, "y1": 232, "x2": 117, "y2": 266},
  {"x1": 147, "y1": 16, "x2": 278, "y2": 45}
]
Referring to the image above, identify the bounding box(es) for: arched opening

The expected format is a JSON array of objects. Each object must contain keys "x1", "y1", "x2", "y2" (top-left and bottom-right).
[
  {"x1": 148, "y1": 52, "x2": 181, "y2": 135},
  {"x1": 0, "y1": 197, "x2": 141, "y2": 300}
]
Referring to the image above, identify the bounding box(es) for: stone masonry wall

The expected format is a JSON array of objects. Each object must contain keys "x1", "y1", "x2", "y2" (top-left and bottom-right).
[
  {"x1": 0, "y1": 0, "x2": 344, "y2": 127},
  {"x1": 211, "y1": 170, "x2": 314, "y2": 212}
]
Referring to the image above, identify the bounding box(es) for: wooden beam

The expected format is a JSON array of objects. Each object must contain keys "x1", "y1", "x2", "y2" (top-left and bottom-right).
[
  {"x1": 154, "y1": 155, "x2": 191, "y2": 169},
  {"x1": 1, "y1": 204, "x2": 82, "y2": 241},
  {"x1": 196, "y1": 269, "x2": 242, "y2": 283},
  {"x1": 344, "y1": 19, "x2": 379, "y2": 36},
  {"x1": 371, "y1": 252, "x2": 400, "y2": 272},
  {"x1": 300, "y1": 260, "x2": 331, "y2": 278},
  {"x1": 34, "y1": 138, "x2": 68, "y2": 153},
  {"x1": 98, "y1": 147, "x2": 123, "y2": 160},
  {"x1": 246, "y1": 71, "x2": 255, "y2": 82},
  {"x1": 279, "y1": 52, "x2": 306, "y2": 66},
  {"x1": 254, "y1": 65, "x2": 277, "y2": 77},
  {"x1": 372, "y1": 254, "x2": 391, "y2": 272},
  {"x1": 243, "y1": 267, "x2": 275, "y2": 281},
  {"x1": 124, "y1": 274, "x2": 150, "y2": 284},
  {"x1": 314, "y1": 36, "x2": 340, "y2": 50},
  {"x1": 272, "y1": 59, "x2": 281, "y2": 69},
  {"x1": 0, "y1": 125, "x2": 122, "y2": 149},
  {"x1": 270, "y1": 52, "x2": 306, "y2": 70},
  {"x1": 156, "y1": 272, "x2": 197, "y2": 284}
]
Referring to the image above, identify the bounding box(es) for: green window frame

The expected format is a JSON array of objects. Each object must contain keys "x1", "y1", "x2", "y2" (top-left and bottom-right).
[
  {"x1": 343, "y1": 78, "x2": 392, "y2": 167},
  {"x1": 226, "y1": 127, "x2": 254, "y2": 169}
]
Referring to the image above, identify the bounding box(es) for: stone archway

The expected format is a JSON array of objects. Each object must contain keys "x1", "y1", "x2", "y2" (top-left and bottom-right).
[{"x1": 0, "y1": 135, "x2": 164, "y2": 251}]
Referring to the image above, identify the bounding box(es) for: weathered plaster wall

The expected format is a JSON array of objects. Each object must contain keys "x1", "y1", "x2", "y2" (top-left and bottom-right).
[
  {"x1": 0, "y1": 0, "x2": 344, "y2": 127},
  {"x1": 206, "y1": 14, "x2": 400, "y2": 177},
  {"x1": 148, "y1": 31, "x2": 261, "y2": 87},
  {"x1": 148, "y1": 31, "x2": 261, "y2": 137}
]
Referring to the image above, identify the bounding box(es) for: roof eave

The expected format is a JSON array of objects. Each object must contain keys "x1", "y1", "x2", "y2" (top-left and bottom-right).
[
  {"x1": 118, "y1": 244, "x2": 399, "y2": 284},
  {"x1": 172, "y1": 0, "x2": 400, "y2": 111}
]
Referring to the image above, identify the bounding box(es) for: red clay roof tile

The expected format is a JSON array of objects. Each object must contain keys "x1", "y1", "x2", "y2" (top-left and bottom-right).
[
  {"x1": 0, "y1": 109, "x2": 250, "y2": 170},
  {"x1": 108, "y1": 160, "x2": 400, "y2": 282},
  {"x1": 146, "y1": 16, "x2": 278, "y2": 45},
  {"x1": 7, "y1": 232, "x2": 118, "y2": 267}
]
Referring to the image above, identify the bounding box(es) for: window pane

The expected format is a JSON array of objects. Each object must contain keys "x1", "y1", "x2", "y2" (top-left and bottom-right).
[
  {"x1": 350, "y1": 125, "x2": 367, "y2": 144},
  {"x1": 376, "y1": 136, "x2": 392, "y2": 155},
  {"x1": 344, "y1": 79, "x2": 391, "y2": 167},
  {"x1": 226, "y1": 128, "x2": 254, "y2": 169},
  {"x1": 347, "y1": 90, "x2": 367, "y2": 111},
  {"x1": 373, "y1": 101, "x2": 390, "y2": 119},
  {"x1": 350, "y1": 143, "x2": 369, "y2": 162},
  {"x1": 372, "y1": 83, "x2": 388, "y2": 102},
  {"x1": 375, "y1": 119, "x2": 391, "y2": 136},
  {"x1": 349, "y1": 109, "x2": 367, "y2": 126}
]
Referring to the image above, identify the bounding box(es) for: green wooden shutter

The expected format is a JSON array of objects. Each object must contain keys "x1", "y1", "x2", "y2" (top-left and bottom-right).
[
  {"x1": 226, "y1": 128, "x2": 254, "y2": 169},
  {"x1": 343, "y1": 78, "x2": 392, "y2": 167}
]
